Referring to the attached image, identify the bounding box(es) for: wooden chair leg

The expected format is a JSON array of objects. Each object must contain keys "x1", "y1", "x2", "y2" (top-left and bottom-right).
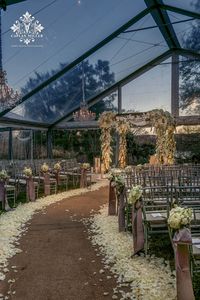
[{"x1": 144, "y1": 225, "x2": 148, "y2": 256}]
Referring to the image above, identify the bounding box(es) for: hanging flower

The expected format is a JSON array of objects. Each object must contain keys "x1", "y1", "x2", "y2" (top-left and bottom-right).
[
  {"x1": 147, "y1": 109, "x2": 176, "y2": 165},
  {"x1": 99, "y1": 111, "x2": 116, "y2": 129},
  {"x1": 127, "y1": 185, "x2": 143, "y2": 204},
  {"x1": 41, "y1": 163, "x2": 49, "y2": 173},
  {"x1": 23, "y1": 167, "x2": 32, "y2": 177},
  {"x1": 116, "y1": 119, "x2": 130, "y2": 169},
  {"x1": 0, "y1": 170, "x2": 9, "y2": 181},
  {"x1": 99, "y1": 112, "x2": 116, "y2": 172},
  {"x1": 168, "y1": 206, "x2": 192, "y2": 230}
]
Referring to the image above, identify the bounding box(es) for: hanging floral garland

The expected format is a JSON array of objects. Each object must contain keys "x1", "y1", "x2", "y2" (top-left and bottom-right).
[
  {"x1": 99, "y1": 112, "x2": 116, "y2": 172},
  {"x1": 115, "y1": 119, "x2": 130, "y2": 169},
  {"x1": 147, "y1": 109, "x2": 176, "y2": 165},
  {"x1": 165, "y1": 124, "x2": 176, "y2": 164}
]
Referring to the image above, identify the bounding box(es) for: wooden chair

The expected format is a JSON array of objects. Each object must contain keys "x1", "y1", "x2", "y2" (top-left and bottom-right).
[
  {"x1": 190, "y1": 208, "x2": 200, "y2": 276},
  {"x1": 142, "y1": 186, "x2": 171, "y2": 255},
  {"x1": 5, "y1": 184, "x2": 16, "y2": 207}
]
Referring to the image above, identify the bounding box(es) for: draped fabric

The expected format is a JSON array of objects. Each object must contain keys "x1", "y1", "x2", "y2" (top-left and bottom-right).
[
  {"x1": 0, "y1": 181, "x2": 6, "y2": 210},
  {"x1": 173, "y1": 228, "x2": 195, "y2": 300},
  {"x1": 43, "y1": 173, "x2": 50, "y2": 196},
  {"x1": 55, "y1": 171, "x2": 60, "y2": 186},
  {"x1": 26, "y1": 177, "x2": 35, "y2": 201},
  {"x1": 118, "y1": 189, "x2": 125, "y2": 232},
  {"x1": 80, "y1": 168, "x2": 87, "y2": 188},
  {"x1": 132, "y1": 199, "x2": 144, "y2": 255},
  {"x1": 108, "y1": 181, "x2": 116, "y2": 215}
]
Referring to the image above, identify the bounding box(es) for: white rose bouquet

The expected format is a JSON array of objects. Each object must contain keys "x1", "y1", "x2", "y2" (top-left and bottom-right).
[
  {"x1": 0, "y1": 170, "x2": 9, "y2": 181},
  {"x1": 108, "y1": 168, "x2": 122, "y2": 181},
  {"x1": 23, "y1": 167, "x2": 32, "y2": 177},
  {"x1": 124, "y1": 166, "x2": 132, "y2": 173},
  {"x1": 127, "y1": 185, "x2": 143, "y2": 204},
  {"x1": 54, "y1": 162, "x2": 61, "y2": 172},
  {"x1": 41, "y1": 163, "x2": 49, "y2": 173},
  {"x1": 82, "y1": 163, "x2": 90, "y2": 170},
  {"x1": 168, "y1": 206, "x2": 192, "y2": 230}
]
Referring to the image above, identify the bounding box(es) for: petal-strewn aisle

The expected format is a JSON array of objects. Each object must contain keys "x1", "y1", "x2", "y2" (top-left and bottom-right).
[{"x1": 0, "y1": 182, "x2": 122, "y2": 300}]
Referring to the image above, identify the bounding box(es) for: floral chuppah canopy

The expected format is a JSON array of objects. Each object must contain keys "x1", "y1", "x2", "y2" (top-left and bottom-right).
[{"x1": 99, "y1": 109, "x2": 176, "y2": 172}]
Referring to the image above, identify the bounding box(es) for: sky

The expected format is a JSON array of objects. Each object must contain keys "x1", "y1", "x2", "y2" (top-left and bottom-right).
[{"x1": 0, "y1": 0, "x2": 198, "y2": 122}]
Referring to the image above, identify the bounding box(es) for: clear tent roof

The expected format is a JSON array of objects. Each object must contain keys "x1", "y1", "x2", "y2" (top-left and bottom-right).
[{"x1": 0, "y1": 0, "x2": 200, "y2": 128}]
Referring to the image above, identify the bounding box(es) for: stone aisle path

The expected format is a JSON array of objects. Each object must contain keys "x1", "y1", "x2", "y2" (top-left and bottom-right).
[{"x1": 1, "y1": 186, "x2": 119, "y2": 300}]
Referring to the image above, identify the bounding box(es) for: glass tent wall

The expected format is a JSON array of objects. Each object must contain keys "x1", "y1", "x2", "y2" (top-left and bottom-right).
[{"x1": 0, "y1": 0, "x2": 200, "y2": 130}]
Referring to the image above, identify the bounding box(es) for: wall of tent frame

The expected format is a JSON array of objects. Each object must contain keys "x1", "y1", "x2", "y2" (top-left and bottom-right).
[{"x1": 0, "y1": 0, "x2": 200, "y2": 160}]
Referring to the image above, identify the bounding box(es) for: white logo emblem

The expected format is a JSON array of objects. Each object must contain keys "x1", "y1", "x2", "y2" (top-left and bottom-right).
[{"x1": 11, "y1": 12, "x2": 44, "y2": 46}]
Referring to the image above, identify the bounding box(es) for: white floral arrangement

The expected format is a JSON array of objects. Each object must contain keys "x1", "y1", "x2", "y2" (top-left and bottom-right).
[
  {"x1": 124, "y1": 166, "x2": 132, "y2": 173},
  {"x1": 107, "y1": 168, "x2": 122, "y2": 181},
  {"x1": 54, "y1": 162, "x2": 61, "y2": 172},
  {"x1": 41, "y1": 163, "x2": 49, "y2": 173},
  {"x1": 23, "y1": 167, "x2": 32, "y2": 177},
  {"x1": 0, "y1": 170, "x2": 9, "y2": 181},
  {"x1": 82, "y1": 163, "x2": 90, "y2": 170},
  {"x1": 127, "y1": 185, "x2": 143, "y2": 204},
  {"x1": 135, "y1": 164, "x2": 143, "y2": 170},
  {"x1": 168, "y1": 206, "x2": 192, "y2": 230},
  {"x1": 114, "y1": 175, "x2": 125, "y2": 194}
]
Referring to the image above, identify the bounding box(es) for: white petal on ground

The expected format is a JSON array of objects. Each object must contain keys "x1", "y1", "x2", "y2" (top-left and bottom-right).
[
  {"x1": 0, "y1": 180, "x2": 108, "y2": 281},
  {"x1": 87, "y1": 206, "x2": 176, "y2": 300}
]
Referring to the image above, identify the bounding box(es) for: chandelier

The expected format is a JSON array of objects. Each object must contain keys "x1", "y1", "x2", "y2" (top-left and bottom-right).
[
  {"x1": 73, "y1": 101, "x2": 96, "y2": 122},
  {"x1": 0, "y1": 10, "x2": 20, "y2": 113},
  {"x1": 0, "y1": 69, "x2": 20, "y2": 112},
  {"x1": 73, "y1": 61, "x2": 96, "y2": 122}
]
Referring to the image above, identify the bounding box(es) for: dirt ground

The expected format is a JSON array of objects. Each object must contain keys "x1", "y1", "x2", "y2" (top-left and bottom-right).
[{"x1": 0, "y1": 186, "x2": 121, "y2": 300}]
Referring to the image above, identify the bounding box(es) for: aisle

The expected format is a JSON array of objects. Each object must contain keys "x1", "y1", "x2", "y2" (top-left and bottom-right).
[{"x1": 1, "y1": 186, "x2": 118, "y2": 300}]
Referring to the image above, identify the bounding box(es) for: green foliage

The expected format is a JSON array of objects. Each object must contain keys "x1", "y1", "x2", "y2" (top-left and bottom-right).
[
  {"x1": 52, "y1": 130, "x2": 101, "y2": 163},
  {"x1": 126, "y1": 133, "x2": 155, "y2": 164}
]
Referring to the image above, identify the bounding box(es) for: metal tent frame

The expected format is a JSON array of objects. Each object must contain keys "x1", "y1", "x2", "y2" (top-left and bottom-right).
[{"x1": 0, "y1": 0, "x2": 200, "y2": 130}]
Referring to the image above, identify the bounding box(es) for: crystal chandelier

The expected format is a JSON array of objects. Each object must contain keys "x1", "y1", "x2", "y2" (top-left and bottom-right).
[
  {"x1": 0, "y1": 70, "x2": 20, "y2": 111},
  {"x1": 73, "y1": 61, "x2": 96, "y2": 122},
  {"x1": 0, "y1": 9, "x2": 20, "y2": 113}
]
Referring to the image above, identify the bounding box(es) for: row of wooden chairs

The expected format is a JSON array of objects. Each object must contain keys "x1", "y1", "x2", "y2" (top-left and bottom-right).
[{"x1": 122, "y1": 171, "x2": 200, "y2": 277}]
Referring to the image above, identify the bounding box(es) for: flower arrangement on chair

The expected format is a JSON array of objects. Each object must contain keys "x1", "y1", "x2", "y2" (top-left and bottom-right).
[
  {"x1": 168, "y1": 206, "x2": 192, "y2": 230},
  {"x1": 41, "y1": 163, "x2": 49, "y2": 173},
  {"x1": 23, "y1": 167, "x2": 33, "y2": 178},
  {"x1": 124, "y1": 165, "x2": 132, "y2": 174},
  {"x1": 168, "y1": 206, "x2": 194, "y2": 299},
  {"x1": 23, "y1": 167, "x2": 35, "y2": 202},
  {"x1": 127, "y1": 185, "x2": 144, "y2": 255},
  {"x1": 54, "y1": 162, "x2": 61, "y2": 172},
  {"x1": 81, "y1": 163, "x2": 90, "y2": 170},
  {"x1": 127, "y1": 185, "x2": 143, "y2": 205},
  {"x1": 0, "y1": 170, "x2": 9, "y2": 182}
]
